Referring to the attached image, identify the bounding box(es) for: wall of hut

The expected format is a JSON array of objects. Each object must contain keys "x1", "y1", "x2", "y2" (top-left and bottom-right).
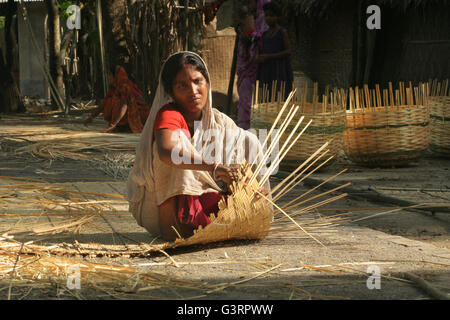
[
  {"x1": 289, "y1": 1, "x2": 354, "y2": 94},
  {"x1": 371, "y1": 2, "x2": 450, "y2": 86},
  {"x1": 289, "y1": 0, "x2": 450, "y2": 94}
]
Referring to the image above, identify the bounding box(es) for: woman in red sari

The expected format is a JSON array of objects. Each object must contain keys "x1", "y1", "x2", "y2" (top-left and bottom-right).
[{"x1": 85, "y1": 65, "x2": 150, "y2": 133}]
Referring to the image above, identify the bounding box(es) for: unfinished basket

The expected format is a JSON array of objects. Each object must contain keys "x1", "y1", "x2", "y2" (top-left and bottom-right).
[
  {"x1": 428, "y1": 79, "x2": 450, "y2": 157},
  {"x1": 343, "y1": 82, "x2": 430, "y2": 167},
  {"x1": 251, "y1": 82, "x2": 346, "y2": 169}
]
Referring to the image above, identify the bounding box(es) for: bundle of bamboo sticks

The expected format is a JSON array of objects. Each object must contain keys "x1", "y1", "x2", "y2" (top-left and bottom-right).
[
  {"x1": 347, "y1": 81, "x2": 428, "y2": 111},
  {"x1": 428, "y1": 78, "x2": 449, "y2": 97}
]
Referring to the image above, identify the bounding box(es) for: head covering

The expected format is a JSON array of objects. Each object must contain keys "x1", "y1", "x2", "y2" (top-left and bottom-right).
[{"x1": 126, "y1": 51, "x2": 268, "y2": 235}]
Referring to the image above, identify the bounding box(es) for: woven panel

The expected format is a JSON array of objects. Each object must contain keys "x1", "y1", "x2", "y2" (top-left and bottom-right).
[
  {"x1": 343, "y1": 105, "x2": 430, "y2": 166},
  {"x1": 199, "y1": 34, "x2": 237, "y2": 95},
  {"x1": 429, "y1": 96, "x2": 450, "y2": 156}
]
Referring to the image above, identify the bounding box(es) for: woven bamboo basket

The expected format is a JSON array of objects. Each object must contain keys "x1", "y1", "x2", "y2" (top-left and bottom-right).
[
  {"x1": 251, "y1": 81, "x2": 346, "y2": 169},
  {"x1": 343, "y1": 82, "x2": 430, "y2": 167},
  {"x1": 428, "y1": 79, "x2": 450, "y2": 157},
  {"x1": 198, "y1": 30, "x2": 239, "y2": 112}
]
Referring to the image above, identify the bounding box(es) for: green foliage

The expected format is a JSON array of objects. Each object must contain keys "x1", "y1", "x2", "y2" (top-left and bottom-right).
[
  {"x1": 58, "y1": 0, "x2": 76, "y2": 19},
  {"x1": 0, "y1": 16, "x2": 5, "y2": 30}
]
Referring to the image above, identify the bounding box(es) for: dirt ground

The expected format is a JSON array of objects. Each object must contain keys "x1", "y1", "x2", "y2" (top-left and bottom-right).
[{"x1": 0, "y1": 110, "x2": 449, "y2": 301}]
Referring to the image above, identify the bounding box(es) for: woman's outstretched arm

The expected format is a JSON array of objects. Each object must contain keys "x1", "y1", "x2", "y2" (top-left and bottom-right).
[{"x1": 103, "y1": 103, "x2": 128, "y2": 133}]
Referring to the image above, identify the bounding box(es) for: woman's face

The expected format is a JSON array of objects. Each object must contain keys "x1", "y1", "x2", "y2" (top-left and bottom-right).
[{"x1": 172, "y1": 64, "x2": 209, "y2": 115}]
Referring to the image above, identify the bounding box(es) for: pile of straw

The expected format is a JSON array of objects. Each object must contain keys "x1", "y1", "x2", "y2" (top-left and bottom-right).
[
  {"x1": 14, "y1": 132, "x2": 140, "y2": 162},
  {"x1": 97, "y1": 153, "x2": 136, "y2": 180}
]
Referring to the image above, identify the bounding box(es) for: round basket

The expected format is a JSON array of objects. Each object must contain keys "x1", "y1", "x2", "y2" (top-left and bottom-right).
[
  {"x1": 343, "y1": 105, "x2": 430, "y2": 166},
  {"x1": 251, "y1": 101, "x2": 346, "y2": 169},
  {"x1": 428, "y1": 96, "x2": 450, "y2": 157}
]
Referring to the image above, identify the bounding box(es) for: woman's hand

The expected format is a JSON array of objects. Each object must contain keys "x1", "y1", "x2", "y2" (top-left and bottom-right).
[{"x1": 213, "y1": 164, "x2": 240, "y2": 185}]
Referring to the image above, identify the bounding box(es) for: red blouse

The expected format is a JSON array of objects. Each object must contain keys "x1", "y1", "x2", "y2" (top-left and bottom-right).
[{"x1": 153, "y1": 103, "x2": 191, "y2": 139}]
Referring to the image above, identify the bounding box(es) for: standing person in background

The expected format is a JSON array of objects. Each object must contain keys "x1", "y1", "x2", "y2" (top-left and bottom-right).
[
  {"x1": 256, "y1": 1, "x2": 293, "y2": 101},
  {"x1": 236, "y1": 0, "x2": 270, "y2": 130}
]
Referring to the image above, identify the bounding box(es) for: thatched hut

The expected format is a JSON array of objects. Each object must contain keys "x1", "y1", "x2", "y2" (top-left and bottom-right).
[{"x1": 282, "y1": 0, "x2": 450, "y2": 93}]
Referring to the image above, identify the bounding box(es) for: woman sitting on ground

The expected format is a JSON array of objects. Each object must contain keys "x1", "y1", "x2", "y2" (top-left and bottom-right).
[
  {"x1": 126, "y1": 51, "x2": 269, "y2": 241},
  {"x1": 84, "y1": 65, "x2": 150, "y2": 133}
]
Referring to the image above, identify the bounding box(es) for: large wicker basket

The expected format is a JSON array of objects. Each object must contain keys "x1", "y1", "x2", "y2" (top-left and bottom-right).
[
  {"x1": 198, "y1": 29, "x2": 239, "y2": 113},
  {"x1": 343, "y1": 82, "x2": 430, "y2": 167},
  {"x1": 428, "y1": 79, "x2": 450, "y2": 157},
  {"x1": 251, "y1": 82, "x2": 346, "y2": 169}
]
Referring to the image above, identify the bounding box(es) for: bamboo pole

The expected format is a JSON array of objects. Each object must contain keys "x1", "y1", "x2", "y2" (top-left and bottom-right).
[{"x1": 96, "y1": 0, "x2": 108, "y2": 97}]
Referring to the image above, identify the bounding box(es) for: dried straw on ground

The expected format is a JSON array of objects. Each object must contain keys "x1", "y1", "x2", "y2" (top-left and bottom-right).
[{"x1": 14, "y1": 132, "x2": 140, "y2": 161}]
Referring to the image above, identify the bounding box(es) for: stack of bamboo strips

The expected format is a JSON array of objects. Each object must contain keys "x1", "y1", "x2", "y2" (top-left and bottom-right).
[
  {"x1": 428, "y1": 79, "x2": 450, "y2": 157},
  {"x1": 251, "y1": 81, "x2": 346, "y2": 168},
  {"x1": 343, "y1": 82, "x2": 429, "y2": 167},
  {"x1": 0, "y1": 236, "x2": 237, "y2": 299}
]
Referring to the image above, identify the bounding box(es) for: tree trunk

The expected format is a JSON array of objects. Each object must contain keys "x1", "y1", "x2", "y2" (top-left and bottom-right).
[
  {"x1": 45, "y1": 0, "x2": 65, "y2": 110},
  {"x1": 102, "y1": 0, "x2": 133, "y2": 71},
  {"x1": 0, "y1": 0, "x2": 25, "y2": 113}
]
